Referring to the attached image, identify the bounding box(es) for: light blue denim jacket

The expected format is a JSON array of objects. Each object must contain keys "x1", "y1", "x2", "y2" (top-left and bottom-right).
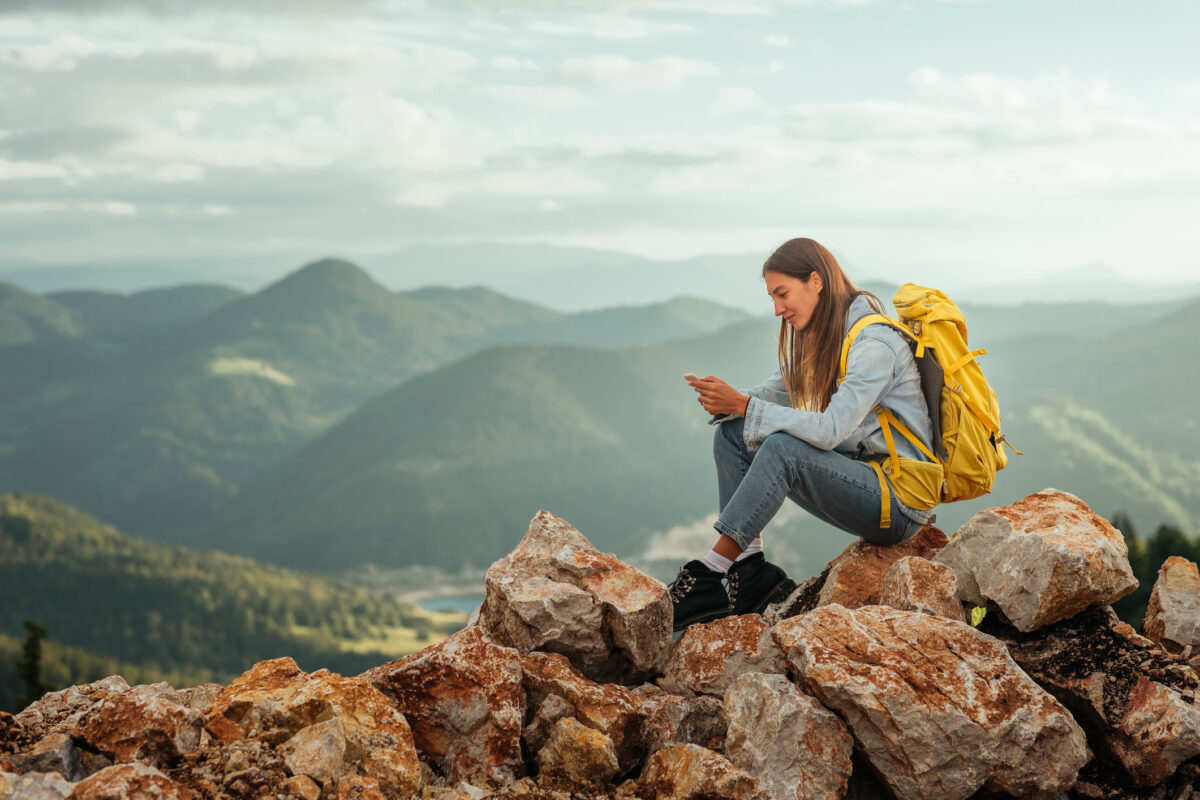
[{"x1": 713, "y1": 294, "x2": 936, "y2": 525}]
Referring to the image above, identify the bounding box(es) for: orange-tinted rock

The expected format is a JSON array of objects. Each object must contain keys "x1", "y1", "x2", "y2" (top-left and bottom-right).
[
  {"x1": 638, "y1": 744, "x2": 768, "y2": 800},
  {"x1": 774, "y1": 604, "x2": 1089, "y2": 800},
  {"x1": 879, "y1": 556, "x2": 965, "y2": 623},
  {"x1": 934, "y1": 489, "x2": 1137, "y2": 631},
  {"x1": 999, "y1": 605, "x2": 1200, "y2": 787},
  {"x1": 72, "y1": 763, "x2": 196, "y2": 800},
  {"x1": 478, "y1": 510, "x2": 671, "y2": 683},
  {"x1": 165, "y1": 738, "x2": 286, "y2": 799},
  {"x1": 72, "y1": 684, "x2": 202, "y2": 768},
  {"x1": 14, "y1": 676, "x2": 130, "y2": 742},
  {"x1": 208, "y1": 657, "x2": 420, "y2": 798},
  {"x1": 519, "y1": 650, "x2": 644, "y2": 773},
  {"x1": 365, "y1": 626, "x2": 524, "y2": 787},
  {"x1": 1143, "y1": 556, "x2": 1200, "y2": 652},
  {"x1": 658, "y1": 615, "x2": 785, "y2": 697},
  {"x1": 335, "y1": 774, "x2": 387, "y2": 800},
  {"x1": 284, "y1": 774, "x2": 322, "y2": 800},
  {"x1": 723, "y1": 672, "x2": 853, "y2": 800},
  {"x1": 815, "y1": 525, "x2": 948, "y2": 610},
  {"x1": 535, "y1": 717, "x2": 619, "y2": 788}
]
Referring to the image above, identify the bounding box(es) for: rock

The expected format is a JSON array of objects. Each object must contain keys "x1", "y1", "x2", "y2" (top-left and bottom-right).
[
  {"x1": 723, "y1": 672, "x2": 854, "y2": 800},
  {"x1": 165, "y1": 738, "x2": 286, "y2": 800},
  {"x1": 0, "y1": 770, "x2": 73, "y2": 800},
  {"x1": 521, "y1": 694, "x2": 574, "y2": 756},
  {"x1": 74, "y1": 683, "x2": 203, "y2": 767},
  {"x1": 634, "y1": 686, "x2": 726, "y2": 755},
  {"x1": 279, "y1": 717, "x2": 350, "y2": 786},
  {"x1": 770, "y1": 525, "x2": 949, "y2": 621},
  {"x1": 774, "y1": 604, "x2": 1089, "y2": 800},
  {"x1": 335, "y1": 774, "x2": 387, "y2": 800},
  {"x1": 535, "y1": 717, "x2": 619, "y2": 788},
  {"x1": 878, "y1": 556, "x2": 966, "y2": 623},
  {"x1": 207, "y1": 657, "x2": 421, "y2": 798},
  {"x1": 638, "y1": 744, "x2": 769, "y2": 800},
  {"x1": 284, "y1": 774, "x2": 322, "y2": 800},
  {"x1": 1143, "y1": 556, "x2": 1200, "y2": 652},
  {"x1": 176, "y1": 685, "x2": 222, "y2": 714},
  {"x1": 72, "y1": 763, "x2": 196, "y2": 800},
  {"x1": 933, "y1": 489, "x2": 1137, "y2": 631},
  {"x1": 365, "y1": 626, "x2": 524, "y2": 787},
  {"x1": 0, "y1": 733, "x2": 83, "y2": 782},
  {"x1": 519, "y1": 650, "x2": 645, "y2": 773},
  {"x1": 995, "y1": 604, "x2": 1200, "y2": 788},
  {"x1": 658, "y1": 615, "x2": 786, "y2": 697},
  {"x1": 14, "y1": 676, "x2": 130, "y2": 741},
  {"x1": 478, "y1": 510, "x2": 672, "y2": 683}
]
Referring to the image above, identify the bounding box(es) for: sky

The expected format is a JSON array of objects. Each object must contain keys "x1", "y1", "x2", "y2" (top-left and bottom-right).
[{"x1": 1, "y1": 0, "x2": 1198, "y2": 292}]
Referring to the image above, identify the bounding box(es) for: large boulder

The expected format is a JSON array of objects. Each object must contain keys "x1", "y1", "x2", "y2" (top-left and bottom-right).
[
  {"x1": 878, "y1": 556, "x2": 965, "y2": 623},
  {"x1": 773, "y1": 604, "x2": 1089, "y2": 800},
  {"x1": 995, "y1": 604, "x2": 1200, "y2": 787},
  {"x1": 658, "y1": 615, "x2": 786, "y2": 697},
  {"x1": 364, "y1": 626, "x2": 523, "y2": 788},
  {"x1": 206, "y1": 657, "x2": 421, "y2": 798},
  {"x1": 723, "y1": 672, "x2": 854, "y2": 800},
  {"x1": 1143, "y1": 556, "x2": 1200, "y2": 654},
  {"x1": 638, "y1": 744, "x2": 769, "y2": 800},
  {"x1": 518, "y1": 650, "x2": 645, "y2": 773},
  {"x1": 477, "y1": 510, "x2": 672, "y2": 683},
  {"x1": 13, "y1": 677, "x2": 130, "y2": 742},
  {"x1": 933, "y1": 489, "x2": 1137, "y2": 631},
  {"x1": 769, "y1": 526, "x2": 948, "y2": 621}
]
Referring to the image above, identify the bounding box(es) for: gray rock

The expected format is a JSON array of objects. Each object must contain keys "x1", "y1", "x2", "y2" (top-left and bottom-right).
[
  {"x1": 879, "y1": 556, "x2": 965, "y2": 623},
  {"x1": 0, "y1": 770, "x2": 73, "y2": 800},
  {"x1": 478, "y1": 510, "x2": 671, "y2": 683},
  {"x1": 724, "y1": 672, "x2": 854, "y2": 800},
  {"x1": 0, "y1": 734, "x2": 84, "y2": 782},
  {"x1": 934, "y1": 489, "x2": 1137, "y2": 631},
  {"x1": 1144, "y1": 556, "x2": 1200, "y2": 652}
]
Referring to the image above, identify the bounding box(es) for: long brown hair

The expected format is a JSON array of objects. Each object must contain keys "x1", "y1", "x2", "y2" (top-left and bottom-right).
[{"x1": 763, "y1": 238, "x2": 881, "y2": 411}]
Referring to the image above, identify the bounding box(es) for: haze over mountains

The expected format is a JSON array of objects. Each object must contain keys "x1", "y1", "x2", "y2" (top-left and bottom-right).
[{"x1": 1, "y1": 254, "x2": 1198, "y2": 587}]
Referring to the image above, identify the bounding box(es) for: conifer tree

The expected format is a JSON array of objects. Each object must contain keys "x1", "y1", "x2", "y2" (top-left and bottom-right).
[{"x1": 13, "y1": 619, "x2": 54, "y2": 711}]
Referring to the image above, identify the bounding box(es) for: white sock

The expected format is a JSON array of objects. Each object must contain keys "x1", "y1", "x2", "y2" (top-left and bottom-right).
[
  {"x1": 735, "y1": 538, "x2": 763, "y2": 561},
  {"x1": 700, "y1": 550, "x2": 734, "y2": 574}
]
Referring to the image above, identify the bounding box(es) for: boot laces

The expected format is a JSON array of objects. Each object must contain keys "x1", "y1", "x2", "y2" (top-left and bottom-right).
[
  {"x1": 724, "y1": 571, "x2": 739, "y2": 605},
  {"x1": 668, "y1": 569, "x2": 696, "y2": 603}
]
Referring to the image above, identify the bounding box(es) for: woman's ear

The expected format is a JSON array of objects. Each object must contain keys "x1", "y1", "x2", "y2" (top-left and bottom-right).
[{"x1": 810, "y1": 272, "x2": 824, "y2": 294}]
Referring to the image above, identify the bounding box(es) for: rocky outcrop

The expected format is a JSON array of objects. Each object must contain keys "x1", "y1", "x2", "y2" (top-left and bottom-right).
[
  {"x1": 878, "y1": 555, "x2": 966, "y2": 622},
  {"x1": 658, "y1": 615, "x2": 786, "y2": 697},
  {"x1": 7, "y1": 499, "x2": 1200, "y2": 798},
  {"x1": 995, "y1": 604, "x2": 1200, "y2": 787},
  {"x1": 363, "y1": 626, "x2": 523, "y2": 788},
  {"x1": 723, "y1": 672, "x2": 854, "y2": 800},
  {"x1": 934, "y1": 489, "x2": 1138, "y2": 631},
  {"x1": 774, "y1": 604, "x2": 1090, "y2": 800},
  {"x1": 1143, "y1": 555, "x2": 1200, "y2": 654},
  {"x1": 477, "y1": 510, "x2": 672, "y2": 683}
]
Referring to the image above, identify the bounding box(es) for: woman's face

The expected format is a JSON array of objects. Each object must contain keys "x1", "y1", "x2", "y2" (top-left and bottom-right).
[{"x1": 766, "y1": 270, "x2": 823, "y2": 331}]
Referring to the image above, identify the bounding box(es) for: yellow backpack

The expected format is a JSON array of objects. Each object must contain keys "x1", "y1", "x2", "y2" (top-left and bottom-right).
[{"x1": 839, "y1": 284, "x2": 1019, "y2": 529}]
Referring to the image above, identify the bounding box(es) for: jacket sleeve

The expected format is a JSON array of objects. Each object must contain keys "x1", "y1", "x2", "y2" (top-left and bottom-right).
[
  {"x1": 740, "y1": 333, "x2": 898, "y2": 452},
  {"x1": 707, "y1": 369, "x2": 791, "y2": 425}
]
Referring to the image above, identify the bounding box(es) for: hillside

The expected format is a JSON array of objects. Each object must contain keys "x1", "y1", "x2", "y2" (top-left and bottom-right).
[
  {"x1": 0, "y1": 492, "x2": 462, "y2": 700},
  {"x1": 190, "y1": 296, "x2": 1200, "y2": 575}
]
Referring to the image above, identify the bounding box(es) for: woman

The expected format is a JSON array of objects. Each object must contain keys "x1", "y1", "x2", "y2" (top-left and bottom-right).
[{"x1": 670, "y1": 237, "x2": 938, "y2": 631}]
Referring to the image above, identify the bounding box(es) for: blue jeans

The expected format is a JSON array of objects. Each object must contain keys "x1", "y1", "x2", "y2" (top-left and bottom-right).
[{"x1": 713, "y1": 417, "x2": 923, "y2": 549}]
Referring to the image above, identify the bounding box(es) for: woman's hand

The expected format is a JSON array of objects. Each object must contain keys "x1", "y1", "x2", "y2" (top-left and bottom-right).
[{"x1": 687, "y1": 375, "x2": 750, "y2": 416}]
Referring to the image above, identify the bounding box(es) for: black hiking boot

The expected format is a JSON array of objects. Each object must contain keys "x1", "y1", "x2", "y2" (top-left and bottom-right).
[
  {"x1": 668, "y1": 560, "x2": 731, "y2": 632},
  {"x1": 725, "y1": 553, "x2": 798, "y2": 616}
]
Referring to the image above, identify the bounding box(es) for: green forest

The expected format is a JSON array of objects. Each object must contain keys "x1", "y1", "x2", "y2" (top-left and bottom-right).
[{"x1": 0, "y1": 492, "x2": 463, "y2": 713}]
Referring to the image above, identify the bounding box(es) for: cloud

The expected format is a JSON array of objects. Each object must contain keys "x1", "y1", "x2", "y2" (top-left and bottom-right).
[
  {"x1": 764, "y1": 34, "x2": 790, "y2": 47},
  {"x1": 711, "y1": 87, "x2": 766, "y2": 114},
  {"x1": 560, "y1": 55, "x2": 718, "y2": 90},
  {"x1": 477, "y1": 85, "x2": 591, "y2": 109}
]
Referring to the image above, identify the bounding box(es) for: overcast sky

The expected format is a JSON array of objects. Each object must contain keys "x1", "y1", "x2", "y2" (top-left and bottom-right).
[{"x1": 2, "y1": 0, "x2": 1198, "y2": 289}]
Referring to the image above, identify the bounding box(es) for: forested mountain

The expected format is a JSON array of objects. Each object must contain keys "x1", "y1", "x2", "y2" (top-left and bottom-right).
[
  {"x1": 0, "y1": 491, "x2": 460, "y2": 712},
  {"x1": 0, "y1": 260, "x2": 746, "y2": 539},
  {"x1": 191, "y1": 294, "x2": 1200, "y2": 575}
]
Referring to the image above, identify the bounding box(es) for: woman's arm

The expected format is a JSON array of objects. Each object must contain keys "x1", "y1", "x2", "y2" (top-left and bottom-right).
[{"x1": 741, "y1": 332, "x2": 900, "y2": 452}]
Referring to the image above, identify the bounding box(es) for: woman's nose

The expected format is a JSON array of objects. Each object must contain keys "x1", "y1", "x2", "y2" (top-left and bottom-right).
[{"x1": 773, "y1": 301, "x2": 784, "y2": 316}]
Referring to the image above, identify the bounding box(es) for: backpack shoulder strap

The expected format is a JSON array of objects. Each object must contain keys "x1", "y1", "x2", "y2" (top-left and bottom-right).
[{"x1": 839, "y1": 313, "x2": 914, "y2": 381}]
